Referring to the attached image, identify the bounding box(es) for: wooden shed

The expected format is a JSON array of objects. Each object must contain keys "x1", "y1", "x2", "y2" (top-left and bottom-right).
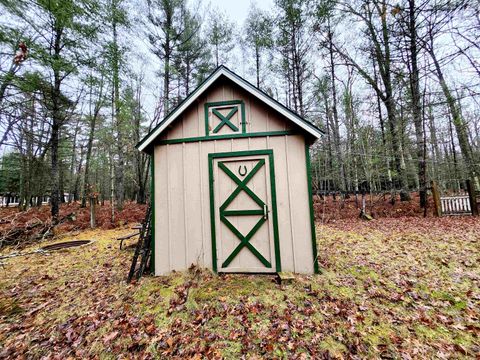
[{"x1": 137, "y1": 66, "x2": 323, "y2": 275}]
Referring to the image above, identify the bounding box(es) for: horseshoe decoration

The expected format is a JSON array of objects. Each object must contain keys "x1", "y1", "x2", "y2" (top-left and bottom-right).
[{"x1": 238, "y1": 165, "x2": 248, "y2": 177}]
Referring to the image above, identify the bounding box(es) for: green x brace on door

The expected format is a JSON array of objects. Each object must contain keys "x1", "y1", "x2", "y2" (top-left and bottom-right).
[{"x1": 208, "y1": 150, "x2": 281, "y2": 273}]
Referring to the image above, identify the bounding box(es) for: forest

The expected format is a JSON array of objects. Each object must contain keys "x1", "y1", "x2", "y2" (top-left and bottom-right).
[{"x1": 0, "y1": 0, "x2": 479, "y2": 221}]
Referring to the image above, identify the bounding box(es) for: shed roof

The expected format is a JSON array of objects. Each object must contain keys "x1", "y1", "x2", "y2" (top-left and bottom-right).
[{"x1": 137, "y1": 65, "x2": 323, "y2": 153}]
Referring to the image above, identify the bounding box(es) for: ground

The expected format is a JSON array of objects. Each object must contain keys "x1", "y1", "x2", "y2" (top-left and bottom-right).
[{"x1": 0, "y1": 217, "x2": 479, "y2": 359}]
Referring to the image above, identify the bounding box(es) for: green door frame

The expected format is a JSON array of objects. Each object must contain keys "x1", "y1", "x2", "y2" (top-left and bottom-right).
[{"x1": 208, "y1": 150, "x2": 281, "y2": 273}]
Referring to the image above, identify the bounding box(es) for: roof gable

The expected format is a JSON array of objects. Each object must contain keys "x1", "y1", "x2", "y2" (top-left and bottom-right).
[{"x1": 137, "y1": 66, "x2": 323, "y2": 152}]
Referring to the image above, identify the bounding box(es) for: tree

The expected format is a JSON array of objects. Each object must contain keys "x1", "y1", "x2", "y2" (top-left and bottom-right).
[
  {"x1": 394, "y1": 0, "x2": 428, "y2": 208},
  {"x1": 333, "y1": 0, "x2": 411, "y2": 200},
  {"x1": 0, "y1": 41, "x2": 29, "y2": 148},
  {"x1": 1, "y1": 0, "x2": 100, "y2": 221},
  {"x1": 146, "y1": 0, "x2": 186, "y2": 115},
  {"x1": 206, "y1": 10, "x2": 235, "y2": 68},
  {"x1": 173, "y1": 4, "x2": 212, "y2": 99},
  {"x1": 108, "y1": 0, "x2": 129, "y2": 210},
  {"x1": 82, "y1": 73, "x2": 106, "y2": 207},
  {"x1": 275, "y1": 0, "x2": 314, "y2": 117},
  {"x1": 314, "y1": 0, "x2": 346, "y2": 194},
  {"x1": 243, "y1": 6, "x2": 273, "y2": 88},
  {"x1": 422, "y1": 3, "x2": 479, "y2": 186}
]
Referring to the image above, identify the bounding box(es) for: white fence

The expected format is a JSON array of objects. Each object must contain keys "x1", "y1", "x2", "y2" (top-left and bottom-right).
[
  {"x1": 0, "y1": 194, "x2": 70, "y2": 207},
  {"x1": 440, "y1": 195, "x2": 472, "y2": 215}
]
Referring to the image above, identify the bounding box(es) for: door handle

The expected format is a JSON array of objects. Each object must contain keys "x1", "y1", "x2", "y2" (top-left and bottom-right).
[{"x1": 263, "y1": 204, "x2": 268, "y2": 220}]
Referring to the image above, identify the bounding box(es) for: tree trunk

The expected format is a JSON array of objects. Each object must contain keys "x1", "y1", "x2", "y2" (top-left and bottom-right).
[
  {"x1": 428, "y1": 103, "x2": 440, "y2": 181},
  {"x1": 73, "y1": 146, "x2": 83, "y2": 202},
  {"x1": 50, "y1": 120, "x2": 60, "y2": 222},
  {"x1": 385, "y1": 96, "x2": 410, "y2": 200},
  {"x1": 110, "y1": 152, "x2": 115, "y2": 223},
  {"x1": 59, "y1": 156, "x2": 65, "y2": 204},
  {"x1": 407, "y1": 0, "x2": 427, "y2": 207},
  {"x1": 112, "y1": 2, "x2": 125, "y2": 211},
  {"x1": 327, "y1": 18, "x2": 346, "y2": 193},
  {"x1": 69, "y1": 118, "x2": 80, "y2": 203},
  {"x1": 255, "y1": 45, "x2": 260, "y2": 88},
  {"x1": 428, "y1": 41, "x2": 478, "y2": 183},
  {"x1": 49, "y1": 21, "x2": 64, "y2": 223}
]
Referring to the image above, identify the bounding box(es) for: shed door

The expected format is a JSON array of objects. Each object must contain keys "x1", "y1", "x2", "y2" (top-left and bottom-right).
[{"x1": 210, "y1": 152, "x2": 280, "y2": 273}]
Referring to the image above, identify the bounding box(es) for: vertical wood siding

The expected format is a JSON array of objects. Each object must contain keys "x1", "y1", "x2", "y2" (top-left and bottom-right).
[
  {"x1": 153, "y1": 76, "x2": 314, "y2": 274},
  {"x1": 159, "y1": 78, "x2": 293, "y2": 142},
  {"x1": 154, "y1": 134, "x2": 314, "y2": 274}
]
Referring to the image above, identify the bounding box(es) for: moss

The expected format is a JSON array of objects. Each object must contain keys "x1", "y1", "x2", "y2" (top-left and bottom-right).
[
  {"x1": 452, "y1": 331, "x2": 475, "y2": 349},
  {"x1": 0, "y1": 297, "x2": 23, "y2": 317},
  {"x1": 452, "y1": 300, "x2": 467, "y2": 311},
  {"x1": 2, "y1": 223, "x2": 479, "y2": 358},
  {"x1": 349, "y1": 266, "x2": 380, "y2": 283},
  {"x1": 319, "y1": 276, "x2": 357, "y2": 300},
  {"x1": 334, "y1": 285, "x2": 356, "y2": 300},
  {"x1": 414, "y1": 325, "x2": 450, "y2": 341},
  {"x1": 319, "y1": 336, "x2": 347, "y2": 357},
  {"x1": 189, "y1": 275, "x2": 273, "y2": 303},
  {"x1": 218, "y1": 340, "x2": 242, "y2": 358},
  {"x1": 363, "y1": 323, "x2": 395, "y2": 348}
]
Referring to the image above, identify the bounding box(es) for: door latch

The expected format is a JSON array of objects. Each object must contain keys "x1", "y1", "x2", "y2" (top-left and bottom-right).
[{"x1": 263, "y1": 204, "x2": 268, "y2": 220}]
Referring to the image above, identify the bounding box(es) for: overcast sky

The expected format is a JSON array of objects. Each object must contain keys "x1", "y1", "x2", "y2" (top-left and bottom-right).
[{"x1": 207, "y1": 0, "x2": 275, "y2": 25}]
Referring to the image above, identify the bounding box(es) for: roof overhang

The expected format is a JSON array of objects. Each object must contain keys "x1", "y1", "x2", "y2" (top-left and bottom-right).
[{"x1": 137, "y1": 66, "x2": 324, "y2": 153}]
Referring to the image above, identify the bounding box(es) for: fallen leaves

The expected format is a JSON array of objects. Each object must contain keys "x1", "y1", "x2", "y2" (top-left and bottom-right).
[
  {"x1": 103, "y1": 330, "x2": 119, "y2": 344},
  {"x1": 0, "y1": 202, "x2": 146, "y2": 249},
  {"x1": 1, "y1": 217, "x2": 479, "y2": 358}
]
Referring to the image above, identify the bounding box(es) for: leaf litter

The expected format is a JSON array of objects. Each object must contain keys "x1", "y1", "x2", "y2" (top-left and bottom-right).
[{"x1": 0, "y1": 216, "x2": 479, "y2": 358}]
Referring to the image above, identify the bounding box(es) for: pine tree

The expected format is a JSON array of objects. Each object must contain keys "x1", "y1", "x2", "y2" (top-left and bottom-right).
[
  {"x1": 206, "y1": 10, "x2": 235, "y2": 68},
  {"x1": 243, "y1": 6, "x2": 273, "y2": 88},
  {"x1": 0, "y1": 0, "x2": 101, "y2": 221}
]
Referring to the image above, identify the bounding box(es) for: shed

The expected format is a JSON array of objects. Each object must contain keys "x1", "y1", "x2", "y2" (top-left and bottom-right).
[{"x1": 137, "y1": 66, "x2": 323, "y2": 275}]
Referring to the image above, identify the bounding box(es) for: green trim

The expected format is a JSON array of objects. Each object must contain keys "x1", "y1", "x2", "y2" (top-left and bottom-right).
[
  {"x1": 218, "y1": 160, "x2": 266, "y2": 211},
  {"x1": 212, "y1": 107, "x2": 239, "y2": 133},
  {"x1": 205, "y1": 99, "x2": 243, "y2": 107},
  {"x1": 208, "y1": 149, "x2": 281, "y2": 273},
  {"x1": 208, "y1": 155, "x2": 218, "y2": 272},
  {"x1": 222, "y1": 209, "x2": 264, "y2": 216},
  {"x1": 204, "y1": 102, "x2": 209, "y2": 139},
  {"x1": 218, "y1": 159, "x2": 271, "y2": 269},
  {"x1": 136, "y1": 65, "x2": 324, "y2": 153},
  {"x1": 241, "y1": 102, "x2": 246, "y2": 133},
  {"x1": 305, "y1": 144, "x2": 320, "y2": 274},
  {"x1": 150, "y1": 153, "x2": 155, "y2": 273},
  {"x1": 210, "y1": 149, "x2": 272, "y2": 158},
  {"x1": 268, "y1": 150, "x2": 281, "y2": 272},
  {"x1": 204, "y1": 100, "x2": 245, "y2": 137},
  {"x1": 159, "y1": 131, "x2": 296, "y2": 145},
  {"x1": 221, "y1": 215, "x2": 271, "y2": 268}
]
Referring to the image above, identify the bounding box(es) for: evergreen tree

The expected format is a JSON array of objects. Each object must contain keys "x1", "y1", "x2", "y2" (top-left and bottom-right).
[
  {"x1": 243, "y1": 6, "x2": 273, "y2": 88},
  {"x1": 0, "y1": 0, "x2": 101, "y2": 221},
  {"x1": 206, "y1": 10, "x2": 235, "y2": 68}
]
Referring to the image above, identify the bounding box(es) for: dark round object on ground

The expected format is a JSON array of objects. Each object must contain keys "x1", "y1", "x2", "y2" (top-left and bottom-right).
[{"x1": 41, "y1": 240, "x2": 92, "y2": 251}]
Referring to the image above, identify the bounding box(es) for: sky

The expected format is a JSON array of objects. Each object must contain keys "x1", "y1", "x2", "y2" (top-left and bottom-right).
[
  {"x1": 135, "y1": 0, "x2": 278, "y2": 124},
  {"x1": 207, "y1": 0, "x2": 275, "y2": 25}
]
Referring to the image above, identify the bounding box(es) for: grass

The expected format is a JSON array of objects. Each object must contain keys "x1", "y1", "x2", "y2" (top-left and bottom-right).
[{"x1": 0, "y1": 217, "x2": 479, "y2": 358}]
